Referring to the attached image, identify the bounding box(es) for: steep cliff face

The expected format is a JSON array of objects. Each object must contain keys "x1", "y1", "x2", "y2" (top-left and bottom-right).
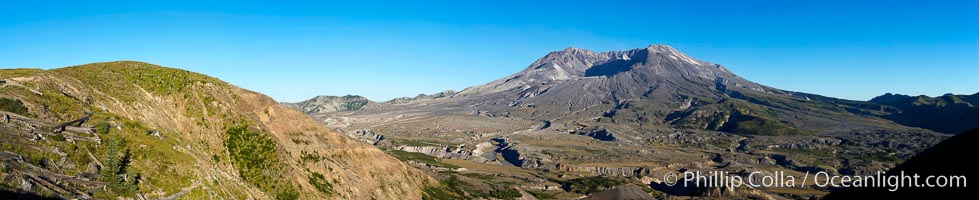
[{"x1": 0, "y1": 61, "x2": 431, "y2": 199}]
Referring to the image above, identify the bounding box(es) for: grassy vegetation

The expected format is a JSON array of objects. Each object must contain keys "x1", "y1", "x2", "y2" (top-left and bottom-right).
[
  {"x1": 291, "y1": 138, "x2": 311, "y2": 145},
  {"x1": 0, "y1": 141, "x2": 61, "y2": 175},
  {"x1": 422, "y1": 174, "x2": 525, "y2": 200},
  {"x1": 0, "y1": 65, "x2": 290, "y2": 199},
  {"x1": 668, "y1": 96, "x2": 807, "y2": 136},
  {"x1": 89, "y1": 114, "x2": 199, "y2": 199},
  {"x1": 526, "y1": 190, "x2": 557, "y2": 199},
  {"x1": 308, "y1": 172, "x2": 335, "y2": 195},
  {"x1": 422, "y1": 184, "x2": 463, "y2": 200},
  {"x1": 857, "y1": 152, "x2": 903, "y2": 163},
  {"x1": 224, "y1": 123, "x2": 298, "y2": 200},
  {"x1": 0, "y1": 97, "x2": 171, "y2": 200},
  {"x1": 52, "y1": 61, "x2": 219, "y2": 101},
  {"x1": 0, "y1": 82, "x2": 75, "y2": 121},
  {"x1": 387, "y1": 150, "x2": 460, "y2": 169},
  {"x1": 0, "y1": 97, "x2": 31, "y2": 117},
  {"x1": 774, "y1": 148, "x2": 835, "y2": 158},
  {"x1": 0, "y1": 110, "x2": 193, "y2": 199},
  {"x1": 706, "y1": 139, "x2": 732, "y2": 148},
  {"x1": 422, "y1": 175, "x2": 466, "y2": 200},
  {"x1": 0, "y1": 68, "x2": 44, "y2": 79},
  {"x1": 300, "y1": 150, "x2": 323, "y2": 163},
  {"x1": 721, "y1": 100, "x2": 803, "y2": 136},
  {"x1": 485, "y1": 187, "x2": 522, "y2": 200},
  {"x1": 460, "y1": 172, "x2": 495, "y2": 181},
  {"x1": 559, "y1": 176, "x2": 623, "y2": 194},
  {"x1": 337, "y1": 95, "x2": 370, "y2": 111},
  {"x1": 48, "y1": 134, "x2": 66, "y2": 142},
  {"x1": 729, "y1": 116, "x2": 802, "y2": 136},
  {"x1": 729, "y1": 88, "x2": 850, "y2": 115},
  {"x1": 637, "y1": 183, "x2": 666, "y2": 197}
]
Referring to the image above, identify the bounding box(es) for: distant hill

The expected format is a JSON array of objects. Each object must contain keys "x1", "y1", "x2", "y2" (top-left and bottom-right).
[
  {"x1": 284, "y1": 90, "x2": 459, "y2": 114},
  {"x1": 869, "y1": 93, "x2": 979, "y2": 134},
  {"x1": 385, "y1": 90, "x2": 458, "y2": 104},
  {"x1": 283, "y1": 95, "x2": 378, "y2": 114}
]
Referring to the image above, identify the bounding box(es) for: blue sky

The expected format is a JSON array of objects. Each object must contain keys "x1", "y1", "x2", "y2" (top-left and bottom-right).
[{"x1": 1, "y1": 1, "x2": 976, "y2": 102}]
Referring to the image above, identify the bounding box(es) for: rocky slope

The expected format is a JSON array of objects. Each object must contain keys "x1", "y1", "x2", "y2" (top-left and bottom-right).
[
  {"x1": 298, "y1": 45, "x2": 949, "y2": 199},
  {"x1": 0, "y1": 61, "x2": 432, "y2": 199}
]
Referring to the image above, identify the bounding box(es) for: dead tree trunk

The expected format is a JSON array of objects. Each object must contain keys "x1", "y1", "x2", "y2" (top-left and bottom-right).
[{"x1": 51, "y1": 113, "x2": 92, "y2": 133}]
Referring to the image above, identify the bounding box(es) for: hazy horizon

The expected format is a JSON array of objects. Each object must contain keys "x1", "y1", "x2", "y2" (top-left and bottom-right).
[{"x1": 2, "y1": 1, "x2": 976, "y2": 102}]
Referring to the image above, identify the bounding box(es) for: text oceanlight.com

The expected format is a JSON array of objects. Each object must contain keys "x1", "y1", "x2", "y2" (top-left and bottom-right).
[{"x1": 661, "y1": 171, "x2": 966, "y2": 191}]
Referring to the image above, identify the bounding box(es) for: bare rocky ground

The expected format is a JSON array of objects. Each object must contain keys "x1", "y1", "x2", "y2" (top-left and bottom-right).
[
  {"x1": 315, "y1": 103, "x2": 943, "y2": 199},
  {"x1": 300, "y1": 45, "x2": 949, "y2": 199}
]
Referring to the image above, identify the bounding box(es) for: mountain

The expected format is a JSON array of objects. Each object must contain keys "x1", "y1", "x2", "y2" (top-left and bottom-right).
[
  {"x1": 283, "y1": 95, "x2": 378, "y2": 114},
  {"x1": 0, "y1": 62, "x2": 433, "y2": 199},
  {"x1": 298, "y1": 45, "x2": 947, "y2": 199},
  {"x1": 868, "y1": 93, "x2": 979, "y2": 134},
  {"x1": 456, "y1": 45, "x2": 761, "y2": 101},
  {"x1": 868, "y1": 93, "x2": 914, "y2": 104},
  {"x1": 385, "y1": 90, "x2": 458, "y2": 104},
  {"x1": 824, "y1": 127, "x2": 979, "y2": 199},
  {"x1": 282, "y1": 90, "x2": 461, "y2": 115},
  {"x1": 449, "y1": 44, "x2": 898, "y2": 135}
]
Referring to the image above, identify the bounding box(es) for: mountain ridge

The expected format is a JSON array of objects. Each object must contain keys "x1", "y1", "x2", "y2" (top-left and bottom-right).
[{"x1": 866, "y1": 92, "x2": 979, "y2": 134}]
